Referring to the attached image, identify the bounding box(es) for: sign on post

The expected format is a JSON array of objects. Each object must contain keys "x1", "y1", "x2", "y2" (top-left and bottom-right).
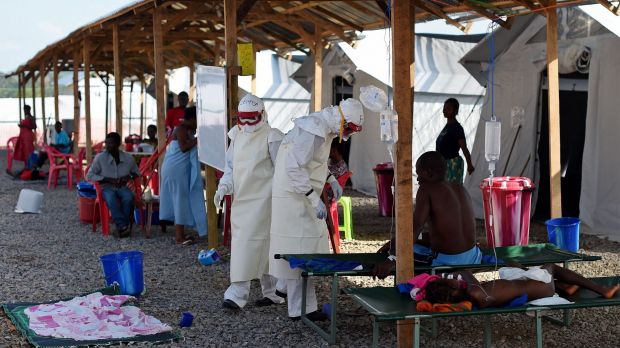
[{"x1": 196, "y1": 65, "x2": 228, "y2": 171}]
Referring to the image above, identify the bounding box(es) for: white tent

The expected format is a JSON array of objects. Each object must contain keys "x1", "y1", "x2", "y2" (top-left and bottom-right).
[
  {"x1": 461, "y1": 6, "x2": 620, "y2": 241},
  {"x1": 238, "y1": 51, "x2": 310, "y2": 132},
  {"x1": 293, "y1": 30, "x2": 485, "y2": 195}
]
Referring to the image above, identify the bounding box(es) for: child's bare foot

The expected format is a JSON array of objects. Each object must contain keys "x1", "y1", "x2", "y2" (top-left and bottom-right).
[
  {"x1": 602, "y1": 284, "x2": 620, "y2": 299},
  {"x1": 564, "y1": 284, "x2": 579, "y2": 295}
]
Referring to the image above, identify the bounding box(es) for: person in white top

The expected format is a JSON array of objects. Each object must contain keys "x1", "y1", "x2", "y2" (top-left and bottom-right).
[
  {"x1": 214, "y1": 95, "x2": 285, "y2": 310},
  {"x1": 269, "y1": 98, "x2": 365, "y2": 321}
]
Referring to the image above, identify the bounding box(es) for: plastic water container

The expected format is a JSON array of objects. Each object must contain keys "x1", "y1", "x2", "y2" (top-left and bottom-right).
[
  {"x1": 545, "y1": 217, "x2": 580, "y2": 252},
  {"x1": 78, "y1": 196, "x2": 97, "y2": 223},
  {"x1": 372, "y1": 163, "x2": 394, "y2": 217},
  {"x1": 480, "y1": 177, "x2": 534, "y2": 247},
  {"x1": 100, "y1": 251, "x2": 145, "y2": 296}
]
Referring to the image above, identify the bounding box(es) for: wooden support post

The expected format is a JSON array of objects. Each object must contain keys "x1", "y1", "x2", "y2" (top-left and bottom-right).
[
  {"x1": 189, "y1": 63, "x2": 196, "y2": 104},
  {"x1": 546, "y1": 1, "x2": 562, "y2": 218},
  {"x1": 140, "y1": 78, "x2": 145, "y2": 138},
  {"x1": 153, "y1": 8, "x2": 167, "y2": 168},
  {"x1": 84, "y1": 39, "x2": 93, "y2": 163},
  {"x1": 21, "y1": 72, "x2": 26, "y2": 109},
  {"x1": 40, "y1": 63, "x2": 47, "y2": 144},
  {"x1": 251, "y1": 47, "x2": 257, "y2": 95},
  {"x1": 211, "y1": 0, "x2": 239, "y2": 249},
  {"x1": 391, "y1": 1, "x2": 415, "y2": 347},
  {"x1": 73, "y1": 47, "x2": 81, "y2": 156},
  {"x1": 313, "y1": 26, "x2": 323, "y2": 112},
  {"x1": 113, "y1": 24, "x2": 124, "y2": 139},
  {"x1": 31, "y1": 72, "x2": 36, "y2": 117},
  {"x1": 18, "y1": 74, "x2": 22, "y2": 120},
  {"x1": 53, "y1": 55, "x2": 59, "y2": 122}
]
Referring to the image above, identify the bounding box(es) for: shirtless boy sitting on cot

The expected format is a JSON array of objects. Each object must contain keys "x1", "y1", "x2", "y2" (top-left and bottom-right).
[
  {"x1": 374, "y1": 151, "x2": 480, "y2": 278},
  {"x1": 425, "y1": 263, "x2": 619, "y2": 308}
]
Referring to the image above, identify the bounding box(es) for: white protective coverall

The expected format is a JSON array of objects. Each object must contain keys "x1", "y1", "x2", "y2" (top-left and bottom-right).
[
  {"x1": 269, "y1": 99, "x2": 363, "y2": 317},
  {"x1": 217, "y1": 105, "x2": 284, "y2": 308}
]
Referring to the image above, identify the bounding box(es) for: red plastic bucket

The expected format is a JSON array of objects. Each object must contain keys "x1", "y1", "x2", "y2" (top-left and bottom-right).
[
  {"x1": 480, "y1": 176, "x2": 534, "y2": 247},
  {"x1": 373, "y1": 162, "x2": 394, "y2": 217},
  {"x1": 78, "y1": 196, "x2": 98, "y2": 223}
]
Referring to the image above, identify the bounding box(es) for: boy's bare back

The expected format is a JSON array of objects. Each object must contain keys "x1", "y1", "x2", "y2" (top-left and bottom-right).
[{"x1": 415, "y1": 181, "x2": 476, "y2": 255}]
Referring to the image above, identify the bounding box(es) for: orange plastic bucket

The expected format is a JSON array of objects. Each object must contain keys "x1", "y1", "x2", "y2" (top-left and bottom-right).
[{"x1": 78, "y1": 196, "x2": 98, "y2": 223}]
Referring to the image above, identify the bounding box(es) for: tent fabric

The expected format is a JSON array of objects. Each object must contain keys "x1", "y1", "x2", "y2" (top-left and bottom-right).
[
  {"x1": 238, "y1": 51, "x2": 310, "y2": 134},
  {"x1": 304, "y1": 31, "x2": 486, "y2": 196},
  {"x1": 461, "y1": 7, "x2": 620, "y2": 241}
]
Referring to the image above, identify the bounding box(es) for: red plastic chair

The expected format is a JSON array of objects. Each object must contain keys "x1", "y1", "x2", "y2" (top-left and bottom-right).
[
  {"x1": 67, "y1": 147, "x2": 86, "y2": 183},
  {"x1": 45, "y1": 145, "x2": 72, "y2": 189},
  {"x1": 325, "y1": 171, "x2": 353, "y2": 253},
  {"x1": 92, "y1": 141, "x2": 105, "y2": 154},
  {"x1": 92, "y1": 177, "x2": 143, "y2": 236},
  {"x1": 6, "y1": 137, "x2": 18, "y2": 172}
]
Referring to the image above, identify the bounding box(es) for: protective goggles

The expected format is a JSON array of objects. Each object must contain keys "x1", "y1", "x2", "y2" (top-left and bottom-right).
[{"x1": 237, "y1": 111, "x2": 262, "y2": 126}]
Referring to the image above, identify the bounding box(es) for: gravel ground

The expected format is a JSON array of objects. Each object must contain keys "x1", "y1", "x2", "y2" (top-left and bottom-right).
[{"x1": 1, "y1": 150, "x2": 618, "y2": 347}]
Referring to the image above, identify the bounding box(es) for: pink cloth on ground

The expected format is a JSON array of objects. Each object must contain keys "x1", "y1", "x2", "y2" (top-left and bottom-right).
[
  {"x1": 24, "y1": 292, "x2": 172, "y2": 340},
  {"x1": 407, "y1": 274, "x2": 441, "y2": 301}
]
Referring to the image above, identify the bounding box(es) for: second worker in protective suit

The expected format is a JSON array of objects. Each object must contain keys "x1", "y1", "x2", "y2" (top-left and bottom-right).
[
  {"x1": 269, "y1": 98, "x2": 365, "y2": 321},
  {"x1": 215, "y1": 95, "x2": 285, "y2": 310}
]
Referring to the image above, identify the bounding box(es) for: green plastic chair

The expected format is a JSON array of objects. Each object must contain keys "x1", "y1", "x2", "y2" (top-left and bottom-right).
[{"x1": 337, "y1": 196, "x2": 353, "y2": 240}]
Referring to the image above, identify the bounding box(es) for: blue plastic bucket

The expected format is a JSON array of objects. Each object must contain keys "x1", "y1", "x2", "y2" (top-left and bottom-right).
[
  {"x1": 545, "y1": 217, "x2": 580, "y2": 252},
  {"x1": 100, "y1": 250, "x2": 145, "y2": 296},
  {"x1": 134, "y1": 208, "x2": 159, "y2": 225}
]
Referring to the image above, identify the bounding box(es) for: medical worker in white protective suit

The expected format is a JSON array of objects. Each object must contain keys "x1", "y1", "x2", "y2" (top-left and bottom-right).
[
  {"x1": 214, "y1": 94, "x2": 285, "y2": 310},
  {"x1": 269, "y1": 98, "x2": 364, "y2": 321}
]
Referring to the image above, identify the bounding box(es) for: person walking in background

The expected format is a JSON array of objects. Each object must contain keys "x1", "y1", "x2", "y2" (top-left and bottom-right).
[
  {"x1": 435, "y1": 98, "x2": 474, "y2": 183},
  {"x1": 12, "y1": 105, "x2": 37, "y2": 172},
  {"x1": 159, "y1": 106, "x2": 207, "y2": 245},
  {"x1": 164, "y1": 91, "x2": 189, "y2": 137}
]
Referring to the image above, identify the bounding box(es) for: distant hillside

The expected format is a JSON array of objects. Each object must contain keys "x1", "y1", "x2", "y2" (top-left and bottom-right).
[{"x1": 0, "y1": 72, "x2": 73, "y2": 98}]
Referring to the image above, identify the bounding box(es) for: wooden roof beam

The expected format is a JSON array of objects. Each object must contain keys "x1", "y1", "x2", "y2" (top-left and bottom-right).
[
  {"x1": 237, "y1": 0, "x2": 258, "y2": 25},
  {"x1": 310, "y1": 6, "x2": 364, "y2": 32},
  {"x1": 291, "y1": 9, "x2": 348, "y2": 42},
  {"x1": 511, "y1": 0, "x2": 542, "y2": 11},
  {"x1": 413, "y1": 0, "x2": 467, "y2": 32},
  {"x1": 273, "y1": 1, "x2": 325, "y2": 14},
  {"x1": 275, "y1": 21, "x2": 315, "y2": 49},
  {"x1": 462, "y1": 1, "x2": 510, "y2": 28},
  {"x1": 594, "y1": 0, "x2": 620, "y2": 15},
  {"x1": 165, "y1": 31, "x2": 224, "y2": 40},
  {"x1": 253, "y1": 26, "x2": 309, "y2": 54}
]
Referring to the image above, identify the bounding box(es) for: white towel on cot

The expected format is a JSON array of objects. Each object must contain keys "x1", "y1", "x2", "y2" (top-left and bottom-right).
[{"x1": 499, "y1": 267, "x2": 574, "y2": 305}]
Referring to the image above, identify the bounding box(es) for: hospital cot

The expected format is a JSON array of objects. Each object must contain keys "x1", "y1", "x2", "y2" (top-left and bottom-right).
[{"x1": 274, "y1": 243, "x2": 601, "y2": 344}]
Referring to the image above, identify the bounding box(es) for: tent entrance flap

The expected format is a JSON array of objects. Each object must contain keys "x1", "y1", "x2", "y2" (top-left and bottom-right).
[{"x1": 535, "y1": 74, "x2": 588, "y2": 220}]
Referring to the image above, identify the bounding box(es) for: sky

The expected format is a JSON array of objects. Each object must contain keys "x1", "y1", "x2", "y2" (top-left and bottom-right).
[{"x1": 0, "y1": 0, "x2": 490, "y2": 73}]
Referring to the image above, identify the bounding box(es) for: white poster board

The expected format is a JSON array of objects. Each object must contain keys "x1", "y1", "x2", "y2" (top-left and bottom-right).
[{"x1": 196, "y1": 65, "x2": 227, "y2": 170}]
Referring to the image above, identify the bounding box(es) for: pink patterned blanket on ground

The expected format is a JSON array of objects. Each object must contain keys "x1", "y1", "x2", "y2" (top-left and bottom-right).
[{"x1": 24, "y1": 292, "x2": 172, "y2": 340}]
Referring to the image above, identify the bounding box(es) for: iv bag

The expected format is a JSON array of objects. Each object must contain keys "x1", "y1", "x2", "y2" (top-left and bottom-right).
[
  {"x1": 380, "y1": 109, "x2": 398, "y2": 143},
  {"x1": 485, "y1": 120, "x2": 501, "y2": 162}
]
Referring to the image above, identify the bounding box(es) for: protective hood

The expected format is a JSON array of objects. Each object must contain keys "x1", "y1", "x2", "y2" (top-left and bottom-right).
[{"x1": 237, "y1": 94, "x2": 268, "y2": 132}]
